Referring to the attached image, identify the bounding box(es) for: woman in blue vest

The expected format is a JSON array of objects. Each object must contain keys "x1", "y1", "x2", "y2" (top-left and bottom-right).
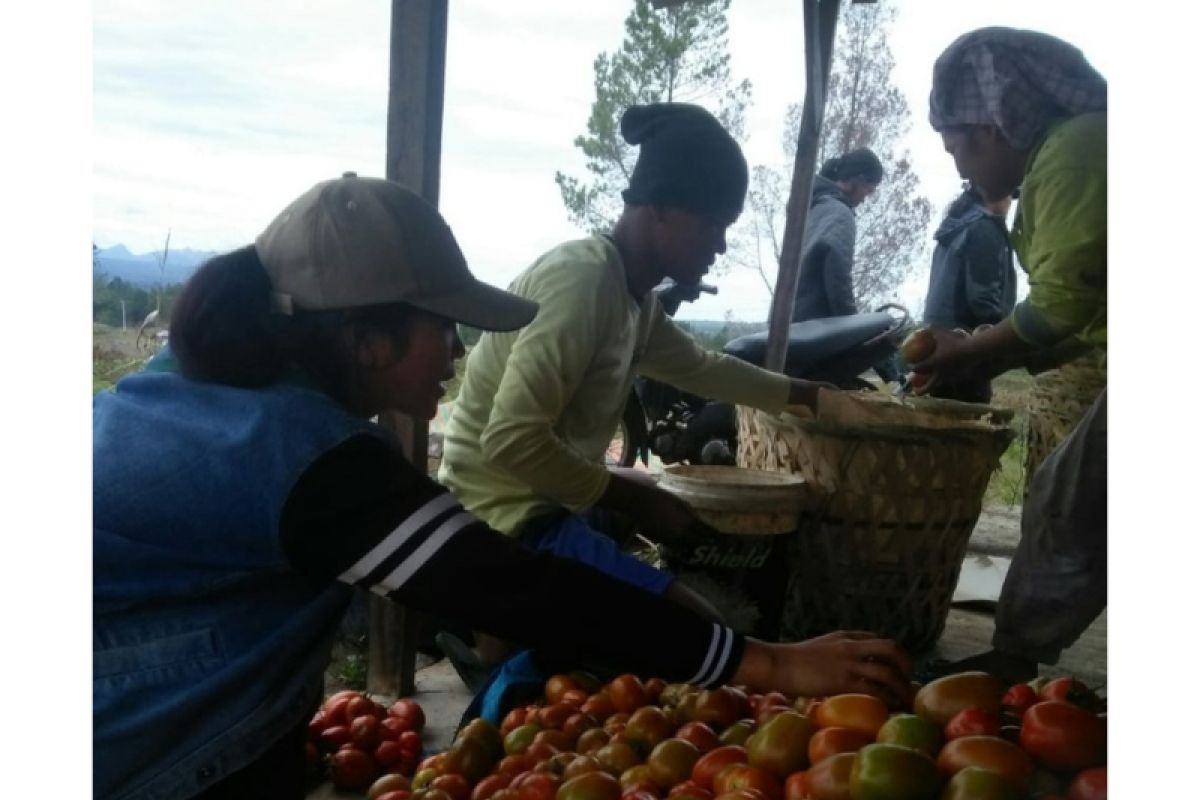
[{"x1": 93, "y1": 174, "x2": 912, "y2": 800}]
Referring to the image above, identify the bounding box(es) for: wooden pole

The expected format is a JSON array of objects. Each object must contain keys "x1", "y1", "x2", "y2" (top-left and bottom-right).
[
  {"x1": 763, "y1": 0, "x2": 840, "y2": 373},
  {"x1": 368, "y1": 0, "x2": 449, "y2": 699}
]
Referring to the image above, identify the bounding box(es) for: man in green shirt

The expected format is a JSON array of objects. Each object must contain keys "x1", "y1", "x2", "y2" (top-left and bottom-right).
[
  {"x1": 915, "y1": 27, "x2": 1107, "y2": 682},
  {"x1": 439, "y1": 103, "x2": 829, "y2": 670}
]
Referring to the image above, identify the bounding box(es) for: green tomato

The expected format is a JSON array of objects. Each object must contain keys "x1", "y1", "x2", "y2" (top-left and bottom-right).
[
  {"x1": 875, "y1": 714, "x2": 944, "y2": 759},
  {"x1": 849, "y1": 743, "x2": 942, "y2": 800},
  {"x1": 940, "y1": 767, "x2": 1020, "y2": 800}
]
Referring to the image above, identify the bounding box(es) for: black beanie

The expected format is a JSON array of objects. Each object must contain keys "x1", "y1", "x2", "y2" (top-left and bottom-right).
[{"x1": 620, "y1": 103, "x2": 748, "y2": 222}]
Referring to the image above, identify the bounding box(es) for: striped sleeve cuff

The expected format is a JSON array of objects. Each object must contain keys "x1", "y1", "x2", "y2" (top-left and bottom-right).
[
  {"x1": 337, "y1": 492, "x2": 476, "y2": 595},
  {"x1": 684, "y1": 623, "x2": 746, "y2": 687}
]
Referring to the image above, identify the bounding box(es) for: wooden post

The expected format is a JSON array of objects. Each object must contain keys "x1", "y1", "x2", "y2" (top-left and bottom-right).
[
  {"x1": 367, "y1": 0, "x2": 449, "y2": 699},
  {"x1": 763, "y1": 0, "x2": 841, "y2": 373}
]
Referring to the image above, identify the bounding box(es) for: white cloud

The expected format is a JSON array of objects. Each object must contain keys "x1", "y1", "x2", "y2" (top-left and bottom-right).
[{"x1": 93, "y1": 0, "x2": 1117, "y2": 322}]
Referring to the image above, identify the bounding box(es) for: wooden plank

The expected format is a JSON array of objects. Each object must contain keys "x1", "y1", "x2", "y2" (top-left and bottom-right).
[{"x1": 367, "y1": 0, "x2": 449, "y2": 700}]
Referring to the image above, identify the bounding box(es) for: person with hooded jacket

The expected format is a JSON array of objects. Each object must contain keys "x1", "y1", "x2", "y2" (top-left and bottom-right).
[
  {"x1": 924, "y1": 185, "x2": 1016, "y2": 332},
  {"x1": 920, "y1": 184, "x2": 1016, "y2": 401},
  {"x1": 791, "y1": 148, "x2": 884, "y2": 323}
]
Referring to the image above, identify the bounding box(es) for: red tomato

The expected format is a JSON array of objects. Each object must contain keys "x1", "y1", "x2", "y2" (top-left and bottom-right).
[
  {"x1": 1067, "y1": 767, "x2": 1107, "y2": 800},
  {"x1": 943, "y1": 708, "x2": 1001, "y2": 740},
  {"x1": 562, "y1": 689, "x2": 590, "y2": 708},
  {"x1": 712, "y1": 764, "x2": 781, "y2": 800},
  {"x1": 622, "y1": 791, "x2": 659, "y2": 800},
  {"x1": 1038, "y1": 678, "x2": 1102, "y2": 711},
  {"x1": 609, "y1": 675, "x2": 650, "y2": 714},
  {"x1": 319, "y1": 725, "x2": 353, "y2": 752},
  {"x1": 351, "y1": 714, "x2": 383, "y2": 750},
  {"x1": 331, "y1": 748, "x2": 380, "y2": 790},
  {"x1": 691, "y1": 746, "x2": 749, "y2": 791},
  {"x1": 308, "y1": 710, "x2": 331, "y2": 740},
  {"x1": 802, "y1": 751, "x2": 855, "y2": 800},
  {"x1": 564, "y1": 713, "x2": 601, "y2": 743},
  {"x1": 547, "y1": 674, "x2": 581, "y2": 705},
  {"x1": 675, "y1": 722, "x2": 720, "y2": 753},
  {"x1": 499, "y1": 754, "x2": 539, "y2": 779},
  {"x1": 502, "y1": 708, "x2": 529, "y2": 737},
  {"x1": 1001, "y1": 683, "x2": 1038, "y2": 717},
  {"x1": 514, "y1": 770, "x2": 560, "y2": 800},
  {"x1": 645, "y1": 678, "x2": 667, "y2": 704},
  {"x1": 326, "y1": 697, "x2": 353, "y2": 726},
  {"x1": 377, "y1": 792, "x2": 413, "y2": 800},
  {"x1": 693, "y1": 688, "x2": 752, "y2": 732},
  {"x1": 1019, "y1": 702, "x2": 1106, "y2": 772},
  {"x1": 473, "y1": 774, "x2": 515, "y2": 800},
  {"x1": 324, "y1": 689, "x2": 362, "y2": 712},
  {"x1": 539, "y1": 703, "x2": 579, "y2": 731},
  {"x1": 583, "y1": 693, "x2": 618, "y2": 721},
  {"x1": 806, "y1": 727, "x2": 872, "y2": 765},
  {"x1": 347, "y1": 695, "x2": 377, "y2": 722},
  {"x1": 398, "y1": 730, "x2": 422, "y2": 754},
  {"x1": 374, "y1": 739, "x2": 406, "y2": 771},
  {"x1": 782, "y1": 773, "x2": 805, "y2": 800},
  {"x1": 379, "y1": 717, "x2": 407, "y2": 741},
  {"x1": 433, "y1": 774, "x2": 472, "y2": 800},
  {"x1": 669, "y1": 780, "x2": 713, "y2": 799},
  {"x1": 390, "y1": 699, "x2": 427, "y2": 733}
]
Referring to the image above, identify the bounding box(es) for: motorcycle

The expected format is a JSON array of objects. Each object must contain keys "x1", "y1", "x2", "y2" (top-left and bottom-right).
[{"x1": 611, "y1": 280, "x2": 913, "y2": 468}]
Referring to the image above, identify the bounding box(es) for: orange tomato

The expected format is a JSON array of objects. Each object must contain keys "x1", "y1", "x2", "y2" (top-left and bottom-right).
[
  {"x1": 935, "y1": 735, "x2": 1034, "y2": 793},
  {"x1": 806, "y1": 727, "x2": 873, "y2": 765},
  {"x1": 812, "y1": 695, "x2": 889, "y2": 738}
]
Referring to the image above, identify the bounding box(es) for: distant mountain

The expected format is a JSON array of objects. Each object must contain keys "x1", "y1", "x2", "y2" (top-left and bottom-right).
[{"x1": 94, "y1": 244, "x2": 219, "y2": 288}]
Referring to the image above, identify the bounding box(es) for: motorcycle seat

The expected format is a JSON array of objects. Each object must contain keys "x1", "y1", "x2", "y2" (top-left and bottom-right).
[{"x1": 722, "y1": 312, "x2": 897, "y2": 372}]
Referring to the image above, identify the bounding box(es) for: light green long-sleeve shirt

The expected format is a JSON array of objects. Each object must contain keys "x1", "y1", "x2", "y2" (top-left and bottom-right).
[
  {"x1": 1010, "y1": 112, "x2": 1107, "y2": 356},
  {"x1": 439, "y1": 235, "x2": 791, "y2": 535}
]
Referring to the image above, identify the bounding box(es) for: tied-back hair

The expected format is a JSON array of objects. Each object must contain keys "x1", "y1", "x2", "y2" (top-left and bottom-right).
[
  {"x1": 169, "y1": 246, "x2": 413, "y2": 406},
  {"x1": 819, "y1": 148, "x2": 885, "y2": 184}
]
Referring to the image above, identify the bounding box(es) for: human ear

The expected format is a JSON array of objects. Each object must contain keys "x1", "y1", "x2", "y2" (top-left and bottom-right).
[{"x1": 345, "y1": 326, "x2": 395, "y2": 369}]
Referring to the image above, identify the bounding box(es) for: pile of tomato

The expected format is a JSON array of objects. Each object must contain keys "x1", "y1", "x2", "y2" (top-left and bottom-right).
[
  {"x1": 307, "y1": 690, "x2": 427, "y2": 797},
  {"x1": 312, "y1": 670, "x2": 1106, "y2": 800}
]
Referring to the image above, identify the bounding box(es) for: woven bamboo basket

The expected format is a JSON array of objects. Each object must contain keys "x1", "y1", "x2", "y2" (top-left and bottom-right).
[
  {"x1": 1022, "y1": 352, "x2": 1107, "y2": 494},
  {"x1": 737, "y1": 391, "x2": 1014, "y2": 653}
]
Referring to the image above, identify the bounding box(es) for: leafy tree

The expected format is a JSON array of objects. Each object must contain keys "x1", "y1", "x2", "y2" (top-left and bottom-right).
[
  {"x1": 744, "y1": 1, "x2": 933, "y2": 311},
  {"x1": 556, "y1": 0, "x2": 752, "y2": 235}
]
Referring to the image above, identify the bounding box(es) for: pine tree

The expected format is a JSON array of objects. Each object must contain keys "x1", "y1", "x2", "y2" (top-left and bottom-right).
[
  {"x1": 556, "y1": 0, "x2": 752, "y2": 234},
  {"x1": 747, "y1": 1, "x2": 933, "y2": 310}
]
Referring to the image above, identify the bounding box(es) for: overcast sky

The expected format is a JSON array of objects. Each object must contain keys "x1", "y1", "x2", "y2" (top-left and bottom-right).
[{"x1": 92, "y1": 0, "x2": 1119, "y2": 322}]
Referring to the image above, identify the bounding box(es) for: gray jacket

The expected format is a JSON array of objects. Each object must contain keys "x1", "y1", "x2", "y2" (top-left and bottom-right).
[
  {"x1": 792, "y1": 176, "x2": 858, "y2": 322},
  {"x1": 923, "y1": 204, "x2": 1016, "y2": 330}
]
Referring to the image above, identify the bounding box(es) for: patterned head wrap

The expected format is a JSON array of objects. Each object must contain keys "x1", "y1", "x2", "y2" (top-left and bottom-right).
[{"x1": 929, "y1": 27, "x2": 1107, "y2": 149}]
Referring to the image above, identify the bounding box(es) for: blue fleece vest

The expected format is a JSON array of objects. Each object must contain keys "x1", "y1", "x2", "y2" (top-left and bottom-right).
[{"x1": 93, "y1": 371, "x2": 388, "y2": 800}]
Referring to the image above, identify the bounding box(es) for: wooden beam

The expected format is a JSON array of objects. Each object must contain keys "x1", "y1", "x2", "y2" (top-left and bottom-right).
[
  {"x1": 368, "y1": 0, "x2": 449, "y2": 700},
  {"x1": 763, "y1": 0, "x2": 840, "y2": 373}
]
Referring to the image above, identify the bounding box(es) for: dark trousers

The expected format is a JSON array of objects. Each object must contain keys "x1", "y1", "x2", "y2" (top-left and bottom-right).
[{"x1": 993, "y1": 390, "x2": 1107, "y2": 663}]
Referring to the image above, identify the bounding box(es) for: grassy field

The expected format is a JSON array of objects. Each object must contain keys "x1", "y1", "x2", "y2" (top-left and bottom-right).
[{"x1": 93, "y1": 324, "x2": 153, "y2": 394}]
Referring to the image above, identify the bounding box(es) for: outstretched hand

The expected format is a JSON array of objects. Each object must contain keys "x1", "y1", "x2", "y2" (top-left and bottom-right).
[{"x1": 737, "y1": 630, "x2": 914, "y2": 709}]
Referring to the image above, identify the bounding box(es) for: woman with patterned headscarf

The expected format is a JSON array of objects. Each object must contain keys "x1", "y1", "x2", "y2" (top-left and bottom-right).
[{"x1": 910, "y1": 27, "x2": 1107, "y2": 682}]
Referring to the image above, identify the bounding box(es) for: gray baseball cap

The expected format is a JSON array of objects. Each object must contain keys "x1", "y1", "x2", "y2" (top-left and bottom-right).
[{"x1": 255, "y1": 173, "x2": 537, "y2": 331}]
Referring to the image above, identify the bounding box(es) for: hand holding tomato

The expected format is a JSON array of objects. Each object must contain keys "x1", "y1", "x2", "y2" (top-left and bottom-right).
[{"x1": 736, "y1": 631, "x2": 912, "y2": 708}]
